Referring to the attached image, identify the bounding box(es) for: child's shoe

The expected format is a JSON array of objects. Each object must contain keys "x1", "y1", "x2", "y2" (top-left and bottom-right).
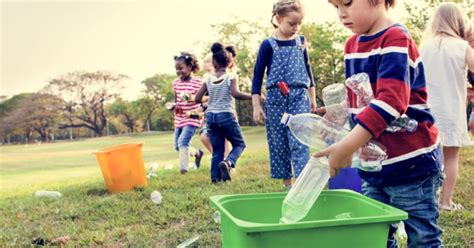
[
  {"x1": 195, "y1": 149, "x2": 204, "y2": 168},
  {"x1": 218, "y1": 160, "x2": 232, "y2": 181},
  {"x1": 440, "y1": 202, "x2": 464, "y2": 212}
]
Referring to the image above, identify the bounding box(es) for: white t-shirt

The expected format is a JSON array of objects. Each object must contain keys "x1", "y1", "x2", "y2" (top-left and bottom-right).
[{"x1": 420, "y1": 36, "x2": 470, "y2": 147}]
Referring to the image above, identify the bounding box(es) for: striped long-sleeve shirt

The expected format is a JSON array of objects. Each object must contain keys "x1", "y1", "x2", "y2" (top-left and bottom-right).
[
  {"x1": 172, "y1": 77, "x2": 203, "y2": 128},
  {"x1": 345, "y1": 24, "x2": 441, "y2": 186}
]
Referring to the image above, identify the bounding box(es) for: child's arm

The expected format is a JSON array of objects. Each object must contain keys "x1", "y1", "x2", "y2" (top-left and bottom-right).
[
  {"x1": 308, "y1": 86, "x2": 317, "y2": 113},
  {"x1": 252, "y1": 95, "x2": 266, "y2": 124},
  {"x1": 230, "y1": 76, "x2": 251, "y2": 100},
  {"x1": 194, "y1": 84, "x2": 208, "y2": 104},
  {"x1": 313, "y1": 125, "x2": 372, "y2": 177}
]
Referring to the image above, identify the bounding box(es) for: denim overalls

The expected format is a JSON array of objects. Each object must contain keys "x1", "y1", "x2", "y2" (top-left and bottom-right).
[{"x1": 264, "y1": 35, "x2": 310, "y2": 179}]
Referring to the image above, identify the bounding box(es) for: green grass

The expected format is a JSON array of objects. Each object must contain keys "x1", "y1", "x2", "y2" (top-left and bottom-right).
[{"x1": 0, "y1": 127, "x2": 473, "y2": 246}]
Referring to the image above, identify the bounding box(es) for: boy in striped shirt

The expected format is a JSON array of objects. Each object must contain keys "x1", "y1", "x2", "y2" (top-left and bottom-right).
[{"x1": 316, "y1": 0, "x2": 443, "y2": 246}]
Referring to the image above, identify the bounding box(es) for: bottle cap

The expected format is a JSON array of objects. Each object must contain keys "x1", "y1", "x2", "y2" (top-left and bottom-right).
[{"x1": 280, "y1": 113, "x2": 292, "y2": 126}]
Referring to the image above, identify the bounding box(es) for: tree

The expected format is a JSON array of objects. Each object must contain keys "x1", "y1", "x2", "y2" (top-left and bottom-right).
[
  {"x1": 108, "y1": 97, "x2": 142, "y2": 133},
  {"x1": 0, "y1": 93, "x2": 63, "y2": 143},
  {"x1": 206, "y1": 19, "x2": 270, "y2": 126},
  {"x1": 45, "y1": 71, "x2": 128, "y2": 137},
  {"x1": 300, "y1": 22, "x2": 348, "y2": 106},
  {"x1": 142, "y1": 74, "x2": 175, "y2": 131},
  {"x1": 0, "y1": 94, "x2": 33, "y2": 143}
]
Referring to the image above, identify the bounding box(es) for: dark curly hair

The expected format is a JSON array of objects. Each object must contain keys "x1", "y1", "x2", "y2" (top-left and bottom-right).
[
  {"x1": 211, "y1": 42, "x2": 237, "y2": 70},
  {"x1": 174, "y1": 52, "x2": 200, "y2": 73}
]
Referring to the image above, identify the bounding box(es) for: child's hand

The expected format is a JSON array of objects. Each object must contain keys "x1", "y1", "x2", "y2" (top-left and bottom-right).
[
  {"x1": 315, "y1": 106, "x2": 327, "y2": 115},
  {"x1": 313, "y1": 142, "x2": 354, "y2": 178},
  {"x1": 260, "y1": 95, "x2": 266, "y2": 103},
  {"x1": 310, "y1": 100, "x2": 317, "y2": 113},
  {"x1": 253, "y1": 105, "x2": 266, "y2": 125},
  {"x1": 252, "y1": 94, "x2": 266, "y2": 125}
]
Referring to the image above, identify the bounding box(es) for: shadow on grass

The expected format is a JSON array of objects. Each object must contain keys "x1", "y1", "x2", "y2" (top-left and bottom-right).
[{"x1": 86, "y1": 187, "x2": 108, "y2": 196}]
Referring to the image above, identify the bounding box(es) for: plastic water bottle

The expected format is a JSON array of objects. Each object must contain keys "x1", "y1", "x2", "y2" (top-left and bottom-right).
[
  {"x1": 281, "y1": 112, "x2": 387, "y2": 172},
  {"x1": 280, "y1": 157, "x2": 329, "y2": 223},
  {"x1": 345, "y1": 73, "x2": 373, "y2": 108},
  {"x1": 322, "y1": 83, "x2": 348, "y2": 126},
  {"x1": 345, "y1": 73, "x2": 418, "y2": 133},
  {"x1": 386, "y1": 115, "x2": 418, "y2": 133},
  {"x1": 35, "y1": 190, "x2": 62, "y2": 198}
]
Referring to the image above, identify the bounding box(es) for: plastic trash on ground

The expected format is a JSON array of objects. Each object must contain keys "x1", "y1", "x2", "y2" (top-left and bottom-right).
[
  {"x1": 150, "y1": 190, "x2": 162, "y2": 204},
  {"x1": 35, "y1": 190, "x2": 62, "y2": 198},
  {"x1": 147, "y1": 162, "x2": 159, "y2": 178},
  {"x1": 177, "y1": 235, "x2": 200, "y2": 248}
]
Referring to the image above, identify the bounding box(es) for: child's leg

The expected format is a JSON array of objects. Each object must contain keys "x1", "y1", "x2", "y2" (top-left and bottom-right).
[
  {"x1": 199, "y1": 125, "x2": 213, "y2": 153},
  {"x1": 223, "y1": 119, "x2": 246, "y2": 167},
  {"x1": 287, "y1": 89, "x2": 310, "y2": 178},
  {"x1": 380, "y1": 173, "x2": 443, "y2": 247},
  {"x1": 207, "y1": 117, "x2": 226, "y2": 183},
  {"x1": 265, "y1": 104, "x2": 292, "y2": 184},
  {"x1": 224, "y1": 139, "x2": 232, "y2": 158},
  {"x1": 362, "y1": 182, "x2": 399, "y2": 247},
  {"x1": 177, "y1": 125, "x2": 198, "y2": 173},
  {"x1": 440, "y1": 146, "x2": 461, "y2": 207},
  {"x1": 174, "y1": 127, "x2": 183, "y2": 152}
]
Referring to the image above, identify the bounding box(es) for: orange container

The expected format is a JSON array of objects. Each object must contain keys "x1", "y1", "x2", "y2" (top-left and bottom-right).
[{"x1": 94, "y1": 143, "x2": 147, "y2": 193}]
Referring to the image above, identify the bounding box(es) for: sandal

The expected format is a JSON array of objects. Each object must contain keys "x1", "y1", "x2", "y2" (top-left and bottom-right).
[{"x1": 440, "y1": 202, "x2": 464, "y2": 211}]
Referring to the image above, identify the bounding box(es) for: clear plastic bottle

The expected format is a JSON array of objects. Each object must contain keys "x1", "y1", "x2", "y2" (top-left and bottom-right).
[
  {"x1": 322, "y1": 83, "x2": 348, "y2": 126},
  {"x1": 281, "y1": 112, "x2": 387, "y2": 172},
  {"x1": 280, "y1": 157, "x2": 329, "y2": 223},
  {"x1": 35, "y1": 190, "x2": 62, "y2": 198},
  {"x1": 345, "y1": 72, "x2": 418, "y2": 133}
]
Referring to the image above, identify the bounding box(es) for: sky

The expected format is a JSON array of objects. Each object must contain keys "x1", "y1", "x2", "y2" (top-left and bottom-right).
[{"x1": 1, "y1": 0, "x2": 408, "y2": 100}]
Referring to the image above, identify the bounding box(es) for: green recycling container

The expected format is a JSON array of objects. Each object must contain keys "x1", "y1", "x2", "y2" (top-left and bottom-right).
[{"x1": 210, "y1": 190, "x2": 407, "y2": 248}]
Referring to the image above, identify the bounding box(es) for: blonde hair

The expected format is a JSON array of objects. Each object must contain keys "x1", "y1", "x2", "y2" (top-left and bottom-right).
[
  {"x1": 271, "y1": 0, "x2": 304, "y2": 28},
  {"x1": 422, "y1": 2, "x2": 472, "y2": 42}
]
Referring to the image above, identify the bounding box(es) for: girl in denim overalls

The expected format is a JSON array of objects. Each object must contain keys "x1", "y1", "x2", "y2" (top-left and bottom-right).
[{"x1": 251, "y1": 0, "x2": 317, "y2": 189}]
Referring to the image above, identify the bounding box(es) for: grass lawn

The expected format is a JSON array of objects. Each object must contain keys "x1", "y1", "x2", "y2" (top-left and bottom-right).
[{"x1": 0, "y1": 127, "x2": 473, "y2": 246}]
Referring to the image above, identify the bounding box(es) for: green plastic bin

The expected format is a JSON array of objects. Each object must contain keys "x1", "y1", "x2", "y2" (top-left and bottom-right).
[{"x1": 210, "y1": 190, "x2": 407, "y2": 248}]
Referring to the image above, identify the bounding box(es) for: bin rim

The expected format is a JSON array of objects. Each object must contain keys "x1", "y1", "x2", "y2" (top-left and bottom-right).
[
  {"x1": 93, "y1": 142, "x2": 144, "y2": 155},
  {"x1": 209, "y1": 190, "x2": 408, "y2": 233}
]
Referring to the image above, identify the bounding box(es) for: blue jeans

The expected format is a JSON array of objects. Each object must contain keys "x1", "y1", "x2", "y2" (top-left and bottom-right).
[
  {"x1": 174, "y1": 125, "x2": 198, "y2": 151},
  {"x1": 206, "y1": 112, "x2": 246, "y2": 182},
  {"x1": 362, "y1": 172, "x2": 443, "y2": 248}
]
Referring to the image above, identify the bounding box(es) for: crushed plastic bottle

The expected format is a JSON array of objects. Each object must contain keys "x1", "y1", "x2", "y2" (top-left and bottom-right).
[
  {"x1": 146, "y1": 162, "x2": 159, "y2": 178},
  {"x1": 177, "y1": 235, "x2": 200, "y2": 248},
  {"x1": 35, "y1": 190, "x2": 62, "y2": 198},
  {"x1": 322, "y1": 83, "x2": 348, "y2": 126},
  {"x1": 150, "y1": 190, "x2": 162, "y2": 204},
  {"x1": 345, "y1": 72, "x2": 418, "y2": 133},
  {"x1": 281, "y1": 112, "x2": 387, "y2": 172},
  {"x1": 280, "y1": 157, "x2": 329, "y2": 224},
  {"x1": 165, "y1": 102, "x2": 176, "y2": 110},
  {"x1": 213, "y1": 211, "x2": 221, "y2": 224},
  {"x1": 179, "y1": 92, "x2": 190, "y2": 102},
  {"x1": 345, "y1": 73, "x2": 373, "y2": 108},
  {"x1": 385, "y1": 115, "x2": 418, "y2": 132}
]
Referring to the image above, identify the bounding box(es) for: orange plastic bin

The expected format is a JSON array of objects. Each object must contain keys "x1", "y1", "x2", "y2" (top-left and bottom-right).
[{"x1": 95, "y1": 143, "x2": 147, "y2": 193}]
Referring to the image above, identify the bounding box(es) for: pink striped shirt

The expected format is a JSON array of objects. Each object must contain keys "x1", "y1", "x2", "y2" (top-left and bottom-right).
[{"x1": 172, "y1": 77, "x2": 203, "y2": 128}]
